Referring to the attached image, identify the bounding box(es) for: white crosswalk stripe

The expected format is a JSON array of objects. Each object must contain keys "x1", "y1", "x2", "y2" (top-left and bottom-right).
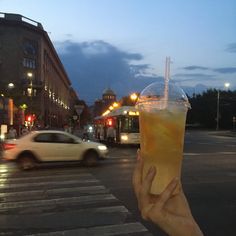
[
  {"x1": 0, "y1": 163, "x2": 151, "y2": 236},
  {"x1": 28, "y1": 222, "x2": 149, "y2": 236}
]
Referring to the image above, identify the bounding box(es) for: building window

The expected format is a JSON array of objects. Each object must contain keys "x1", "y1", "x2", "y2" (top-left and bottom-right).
[
  {"x1": 23, "y1": 58, "x2": 36, "y2": 69},
  {"x1": 23, "y1": 40, "x2": 37, "y2": 55}
]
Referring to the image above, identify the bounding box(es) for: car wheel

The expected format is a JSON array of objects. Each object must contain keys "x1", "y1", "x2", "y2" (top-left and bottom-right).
[
  {"x1": 18, "y1": 155, "x2": 36, "y2": 170},
  {"x1": 83, "y1": 150, "x2": 99, "y2": 167}
]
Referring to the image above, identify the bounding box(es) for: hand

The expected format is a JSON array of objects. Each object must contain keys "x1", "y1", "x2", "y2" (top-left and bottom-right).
[{"x1": 133, "y1": 150, "x2": 203, "y2": 236}]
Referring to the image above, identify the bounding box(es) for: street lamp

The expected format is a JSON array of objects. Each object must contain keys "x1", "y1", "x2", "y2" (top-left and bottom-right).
[
  {"x1": 7, "y1": 83, "x2": 15, "y2": 126},
  {"x1": 8, "y1": 83, "x2": 15, "y2": 89},
  {"x1": 216, "y1": 82, "x2": 230, "y2": 130},
  {"x1": 130, "y1": 93, "x2": 138, "y2": 101},
  {"x1": 27, "y1": 72, "x2": 33, "y2": 96}
]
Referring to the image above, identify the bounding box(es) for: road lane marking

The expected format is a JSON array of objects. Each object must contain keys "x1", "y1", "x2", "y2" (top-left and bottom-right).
[
  {"x1": 184, "y1": 152, "x2": 236, "y2": 156},
  {"x1": 27, "y1": 222, "x2": 149, "y2": 236},
  {"x1": 0, "y1": 194, "x2": 117, "y2": 210},
  {"x1": 218, "y1": 151, "x2": 236, "y2": 154},
  {"x1": 0, "y1": 185, "x2": 109, "y2": 201},
  {"x1": 0, "y1": 179, "x2": 99, "y2": 190},
  {"x1": 184, "y1": 153, "x2": 201, "y2": 156},
  {"x1": 0, "y1": 169, "x2": 152, "y2": 235},
  {"x1": 0, "y1": 172, "x2": 93, "y2": 181}
]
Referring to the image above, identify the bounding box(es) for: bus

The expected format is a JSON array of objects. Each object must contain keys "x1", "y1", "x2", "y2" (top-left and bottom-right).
[{"x1": 94, "y1": 106, "x2": 140, "y2": 144}]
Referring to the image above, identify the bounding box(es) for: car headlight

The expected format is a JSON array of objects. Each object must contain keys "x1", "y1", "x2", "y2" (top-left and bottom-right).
[
  {"x1": 98, "y1": 145, "x2": 107, "y2": 151},
  {"x1": 121, "y1": 134, "x2": 128, "y2": 141}
]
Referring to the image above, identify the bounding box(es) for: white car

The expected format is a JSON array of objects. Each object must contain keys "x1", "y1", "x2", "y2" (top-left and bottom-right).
[{"x1": 2, "y1": 130, "x2": 108, "y2": 170}]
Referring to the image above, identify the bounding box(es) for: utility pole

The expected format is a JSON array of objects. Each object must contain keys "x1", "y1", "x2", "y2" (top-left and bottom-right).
[{"x1": 216, "y1": 90, "x2": 220, "y2": 131}]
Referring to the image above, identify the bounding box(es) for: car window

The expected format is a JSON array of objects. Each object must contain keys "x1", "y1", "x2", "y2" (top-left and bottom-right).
[
  {"x1": 34, "y1": 133, "x2": 54, "y2": 143},
  {"x1": 53, "y1": 133, "x2": 75, "y2": 143}
]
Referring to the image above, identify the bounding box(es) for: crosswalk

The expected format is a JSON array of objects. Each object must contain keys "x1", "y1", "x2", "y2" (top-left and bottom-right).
[{"x1": 0, "y1": 162, "x2": 152, "y2": 236}]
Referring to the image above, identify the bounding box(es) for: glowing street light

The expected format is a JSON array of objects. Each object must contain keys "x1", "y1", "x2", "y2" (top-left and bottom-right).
[
  {"x1": 8, "y1": 83, "x2": 15, "y2": 89},
  {"x1": 112, "y1": 102, "x2": 119, "y2": 108},
  {"x1": 130, "y1": 93, "x2": 138, "y2": 101},
  {"x1": 224, "y1": 82, "x2": 230, "y2": 88},
  {"x1": 27, "y1": 72, "x2": 33, "y2": 78}
]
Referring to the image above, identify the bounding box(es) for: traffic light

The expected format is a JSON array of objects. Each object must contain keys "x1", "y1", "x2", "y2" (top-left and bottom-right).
[
  {"x1": 25, "y1": 114, "x2": 36, "y2": 123},
  {"x1": 27, "y1": 115, "x2": 32, "y2": 122}
]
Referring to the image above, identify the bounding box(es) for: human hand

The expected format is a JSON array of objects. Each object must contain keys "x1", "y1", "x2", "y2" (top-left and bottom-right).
[{"x1": 133, "y1": 150, "x2": 203, "y2": 236}]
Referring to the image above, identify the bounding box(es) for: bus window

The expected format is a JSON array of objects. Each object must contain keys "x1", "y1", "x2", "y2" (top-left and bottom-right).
[
  {"x1": 120, "y1": 117, "x2": 139, "y2": 133},
  {"x1": 132, "y1": 117, "x2": 139, "y2": 132}
]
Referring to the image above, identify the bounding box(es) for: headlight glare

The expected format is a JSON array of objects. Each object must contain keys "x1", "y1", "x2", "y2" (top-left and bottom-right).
[{"x1": 98, "y1": 145, "x2": 107, "y2": 151}]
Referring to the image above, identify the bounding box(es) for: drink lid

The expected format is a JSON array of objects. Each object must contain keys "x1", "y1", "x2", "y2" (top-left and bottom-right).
[{"x1": 136, "y1": 81, "x2": 191, "y2": 110}]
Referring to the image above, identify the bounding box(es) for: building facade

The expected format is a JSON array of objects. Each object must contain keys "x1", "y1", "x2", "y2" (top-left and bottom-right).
[
  {"x1": 0, "y1": 12, "x2": 78, "y2": 129},
  {"x1": 93, "y1": 88, "x2": 117, "y2": 117}
]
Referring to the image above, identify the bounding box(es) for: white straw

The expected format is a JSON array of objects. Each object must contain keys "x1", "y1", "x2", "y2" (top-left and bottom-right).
[{"x1": 163, "y1": 57, "x2": 170, "y2": 108}]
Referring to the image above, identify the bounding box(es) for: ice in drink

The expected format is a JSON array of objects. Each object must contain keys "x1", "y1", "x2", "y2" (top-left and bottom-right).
[{"x1": 136, "y1": 81, "x2": 190, "y2": 195}]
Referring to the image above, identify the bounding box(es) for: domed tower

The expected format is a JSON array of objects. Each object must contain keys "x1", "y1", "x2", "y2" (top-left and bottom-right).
[{"x1": 102, "y1": 88, "x2": 116, "y2": 107}]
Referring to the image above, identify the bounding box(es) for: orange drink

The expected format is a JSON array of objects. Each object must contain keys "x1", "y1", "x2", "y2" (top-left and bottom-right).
[{"x1": 136, "y1": 81, "x2": 190, "y2": 194}]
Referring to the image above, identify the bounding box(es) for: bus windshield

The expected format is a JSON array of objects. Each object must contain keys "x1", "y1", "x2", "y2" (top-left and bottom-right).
[{"x1": 120, "y1": 116, "x2": 139, "y2": 133}]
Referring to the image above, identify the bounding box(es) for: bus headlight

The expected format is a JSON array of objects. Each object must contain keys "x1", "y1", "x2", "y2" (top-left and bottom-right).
[
  {"x1": 121, "y1": 134, "x2": 128, "y2": 141},
  {"x1": 98, "y1": 145, "x2": 107, "y2": 151}
]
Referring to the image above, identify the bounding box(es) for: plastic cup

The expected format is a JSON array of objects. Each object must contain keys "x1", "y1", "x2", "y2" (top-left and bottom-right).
[{"x1": 136, "y1": 80, "x2": 190, "y2": 194}]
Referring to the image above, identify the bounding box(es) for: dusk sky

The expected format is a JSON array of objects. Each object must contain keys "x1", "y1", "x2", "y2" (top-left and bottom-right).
[{"x1": 1, "y1": 0, "x2": 236, "y2": 103}]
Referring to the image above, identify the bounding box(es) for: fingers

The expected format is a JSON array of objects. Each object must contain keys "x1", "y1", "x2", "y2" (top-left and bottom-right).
[
  {"x1": 157, "y1": 177, "x2": 179, "y2": 208},
  {"x1": 142, "y1": 166, "x2": 156, "y2": 196},
  {"x1": 139, "y1": 166, "x2": 156, "y2": 219},
  {"x1": 132, "y1": 149, "x2": 143, "y2": 198},
  {"x1": 147, "y1": 177, "x2": 179, "y2": 225}
]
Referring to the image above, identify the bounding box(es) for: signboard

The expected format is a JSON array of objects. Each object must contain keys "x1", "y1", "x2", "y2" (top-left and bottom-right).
[{"x1": 74, "y1": 105, "x2": 84, "y2": 115}]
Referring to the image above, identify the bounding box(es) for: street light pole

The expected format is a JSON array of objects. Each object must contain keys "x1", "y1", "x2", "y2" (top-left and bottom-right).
[
  {"x1": 7, "y1": 83, "x2": 15, "y2": 126},
  {"x1": 216, "y1": 83, "x2": 230, "y2": 131},
  {"x1": 216, "y1": 90, "x2": 220, "y2": 131}
]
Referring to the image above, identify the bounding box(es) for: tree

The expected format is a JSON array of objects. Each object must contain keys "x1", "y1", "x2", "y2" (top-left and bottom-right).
[{"x1": 187, "y1": 89, "x2": 236, "y2": 129}]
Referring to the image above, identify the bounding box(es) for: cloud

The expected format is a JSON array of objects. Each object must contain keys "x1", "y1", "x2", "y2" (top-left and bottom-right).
[
  {"x1": 213, "y1": 67, "x2": 236, "y2": 74},
  {"x1": 174, "y1": 73, "x2": 213, "y2": 78},
  {"x1": 173, "y1": 73, "x2": 214, "y2": 82},
  {"x1": 55, "y1": 40, "x2": 158, "y2": 103},
  {"x1": 182, "y1": 66, "x2": 209, "y2": 70},
  {"x1": 180, "y1": 65, "x2": 236, "y2": 75},
  {"x1": 64, "y1": 34, "x2": 73, "y2": 38},
  {"x1": 225, "y1": 43, "x2": 236, "y2": 53}
]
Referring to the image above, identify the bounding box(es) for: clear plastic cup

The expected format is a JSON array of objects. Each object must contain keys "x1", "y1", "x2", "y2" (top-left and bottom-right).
[{"x1": 136, "y1": 80, "x2": 190, "y2": 194}]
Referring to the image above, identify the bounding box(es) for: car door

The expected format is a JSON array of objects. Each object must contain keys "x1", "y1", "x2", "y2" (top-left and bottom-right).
[
  {"x1": 52, "y1": 133, "x2": 83, "y2": 161},
  {"x1": 32, "y1": 133, "x2": 62, "y2": 161}
]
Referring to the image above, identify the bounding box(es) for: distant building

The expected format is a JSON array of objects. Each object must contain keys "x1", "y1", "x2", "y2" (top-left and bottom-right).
[
  {"x1": 0, "y1": 12, "x2": 79, "y2": 128},
  {"x1": 93, "y1": 88, "x2": 117, "y2": 117}
]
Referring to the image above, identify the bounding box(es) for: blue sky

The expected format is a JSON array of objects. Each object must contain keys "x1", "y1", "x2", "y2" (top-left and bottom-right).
[{"x1": 1, "y1": 0, "x2": 236, "y2": 103}]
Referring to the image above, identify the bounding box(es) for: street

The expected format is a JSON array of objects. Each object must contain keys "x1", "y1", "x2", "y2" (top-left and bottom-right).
[{"x1": 0, "y1": 130, "x2": 236, "y2": 236}]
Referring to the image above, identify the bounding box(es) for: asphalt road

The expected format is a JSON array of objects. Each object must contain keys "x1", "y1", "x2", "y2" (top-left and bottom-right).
[
  {"x1": 89, "y1": 130, "x2": 236, "y2": 236},
  {"x1": 0, "y1": 130, "x2": 235, "y2": 236}
]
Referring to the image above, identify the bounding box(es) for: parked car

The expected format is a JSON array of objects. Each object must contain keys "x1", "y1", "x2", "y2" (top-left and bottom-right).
[{"x1": 2, "y1": 130, "x2": 108, "y2": 170}]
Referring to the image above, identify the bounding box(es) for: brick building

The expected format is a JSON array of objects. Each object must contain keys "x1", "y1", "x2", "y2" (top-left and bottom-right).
[{"x1": 0, "y1": 12, "x2": 78, "y2": 129}]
